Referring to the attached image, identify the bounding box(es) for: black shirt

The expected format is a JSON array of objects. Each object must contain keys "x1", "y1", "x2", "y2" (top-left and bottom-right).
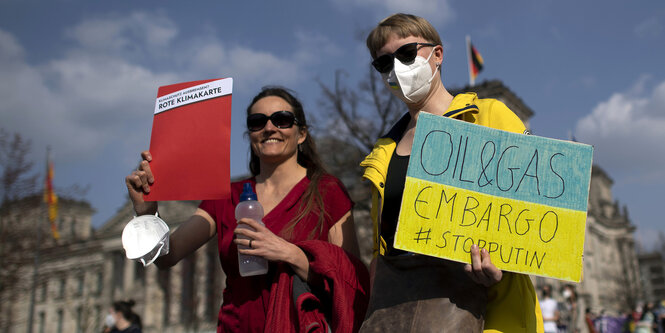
[
  {"x1": 110, "y1": 325, "x2": 142, "y2": 333},
  {"x1": 380, "y1": 150, "x2": 410, "y2": 255}
]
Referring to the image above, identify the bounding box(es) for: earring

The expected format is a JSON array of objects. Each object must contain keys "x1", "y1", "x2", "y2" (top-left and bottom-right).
[{"x1": 298, "y1": 144, "x2": 303, "y2": 152}]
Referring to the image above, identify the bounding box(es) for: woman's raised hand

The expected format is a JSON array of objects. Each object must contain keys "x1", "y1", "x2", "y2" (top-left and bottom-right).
[{"x1": 125, "y1": 151, "x2": 158, "y2": 216}]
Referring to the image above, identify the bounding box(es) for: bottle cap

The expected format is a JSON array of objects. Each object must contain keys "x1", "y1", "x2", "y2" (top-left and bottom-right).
[{"x1": 239, "y1": 183, "x2": 257, "y2": 201}]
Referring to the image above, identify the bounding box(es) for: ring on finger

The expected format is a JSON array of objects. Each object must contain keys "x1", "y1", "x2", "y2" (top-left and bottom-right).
[{"x1": 249, "y1": 239, "x2": 253, "y2": 248}]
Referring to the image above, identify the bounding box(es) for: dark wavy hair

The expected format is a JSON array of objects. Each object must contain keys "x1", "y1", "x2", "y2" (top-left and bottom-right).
[
  {"x1": 112, "y1": 299, "x2": 142, "y2": 329},
  {"x1": 247, "y1": 87, "x2": 329, "y2": 240}
]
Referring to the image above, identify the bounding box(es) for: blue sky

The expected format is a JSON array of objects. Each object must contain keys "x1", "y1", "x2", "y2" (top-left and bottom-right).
[{"x1": 1, "y1": 0, "x2": 663, "y2": 249}]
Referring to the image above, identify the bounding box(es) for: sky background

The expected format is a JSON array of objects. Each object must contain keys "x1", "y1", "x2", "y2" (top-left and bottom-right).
[{"x1": 1, "y1": 0, "x2": 663, "y2": 250}]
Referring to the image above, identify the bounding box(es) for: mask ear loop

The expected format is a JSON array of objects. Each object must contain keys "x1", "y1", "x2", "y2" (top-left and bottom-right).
[
  {"x1": 426, "y1": 62, "x2": 441, "y2": 84},
  {"x1": 425, "y1": 47, "x2": 441, "y2": 85},
  {"x1": 141, "y1": 241, "x2": 165, "y2": 266},
  {"x1": 136, "y1": 212, "x2": 168, "y2": 266}
]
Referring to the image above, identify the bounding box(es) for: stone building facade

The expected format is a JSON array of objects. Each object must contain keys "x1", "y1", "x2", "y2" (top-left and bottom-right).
[
  {"x1": 1, "y1": 80, "x2": 645, "y2": 332},
  {"x1": 576, "y1": 166, "x2": 642, "y2": 313},
  {"x1": 0, "y1": 198, "x2": 223, "y2": 333},
  {"x1": 638, "y1": 251, "x2": 665, "y2": 304}
]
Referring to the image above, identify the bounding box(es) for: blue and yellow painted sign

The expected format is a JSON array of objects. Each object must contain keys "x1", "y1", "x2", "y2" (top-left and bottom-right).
[{"x1": 395, "y1": 113, "x2": 593, "y2": 282}]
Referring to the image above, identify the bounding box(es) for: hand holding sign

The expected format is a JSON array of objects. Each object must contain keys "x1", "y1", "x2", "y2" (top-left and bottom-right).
[
  {"x1": 394, "y1": 113, "x2": 593, "y2": 282},
  {"x1": 464, "y1": 244, "x2": 503, "y2": 287},
  {"x1": 124, "y1": 151, "x2": 158, "y2": 216}
]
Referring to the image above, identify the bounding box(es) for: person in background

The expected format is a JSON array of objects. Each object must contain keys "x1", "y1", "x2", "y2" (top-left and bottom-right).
[
  {"x1": 632, "y1": 304, "x2": 646, "y2": 332},
  {"x1": 359, "y1": 12, "x2": 543, "y2": 333},
  {"x1": 540, "y1": 285, "x2": 560, "y2": 333},
  {"x1": 654, "y1": 300, "x2": 665, "y2": 333},
  {"x1": 585, "y1": 308, "x2": 599, "y2": 333},
  {"x1": 125, "y1": 87, "x2": 368, "y2": 332},
  {"x1": 635, "y1": 302, "x2": 657, "y2": 333},
  {"x1": 558, "y1": 284, "x2": 579, "y2": 333},
  {"x1": 103, "y1": 300, "x2": 142, "y2": 333}
]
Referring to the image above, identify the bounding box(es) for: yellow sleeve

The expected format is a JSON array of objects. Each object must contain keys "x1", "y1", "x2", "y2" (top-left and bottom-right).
[
  {"x1": 483, "y1": 272, "x2": 544, "y2": 333},
  {"x1": 473, "y1": 99, "x2": 527, "y2": 134},
  {"x1": 360, "y1": 138, "x2": 395, "y2": 257}
]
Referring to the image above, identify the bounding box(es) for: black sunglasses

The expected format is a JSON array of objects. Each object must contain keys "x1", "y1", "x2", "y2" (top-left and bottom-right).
[
  {"x1": 371, "y1": 42, "x2": 438, "y2": 73},
  {"x1": 247, "y1": 111, "x2": 300, "y2": 132}
]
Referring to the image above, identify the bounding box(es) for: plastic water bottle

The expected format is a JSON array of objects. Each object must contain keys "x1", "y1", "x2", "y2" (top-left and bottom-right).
[{"x1": 235, "y1": 183, "x2": 269, "y2": 277}]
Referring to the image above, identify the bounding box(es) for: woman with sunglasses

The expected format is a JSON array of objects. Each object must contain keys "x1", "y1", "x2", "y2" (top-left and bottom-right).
[
  {"x1": 359, "y1": 13, "x2": 543, "y2": 333},
  {"x1": 125, "y1": 87, "x2": 368, "y2": 332}
]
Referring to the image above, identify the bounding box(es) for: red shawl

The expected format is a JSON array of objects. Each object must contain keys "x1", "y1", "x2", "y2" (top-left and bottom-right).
[{"x1": 265, "y1": 241, "x2": 370, "y2": 333}]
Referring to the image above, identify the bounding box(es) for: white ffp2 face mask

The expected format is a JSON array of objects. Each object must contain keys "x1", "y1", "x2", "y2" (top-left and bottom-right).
[
  {"x1": 122, "y1": 214, "x2": 170, "y2": 266},
  {"x1": 382, "y1": 47, "x2": 439, "y2": 103},
  {"x1": 105, "y1": 314, "x2": 116, "y2": 327}
]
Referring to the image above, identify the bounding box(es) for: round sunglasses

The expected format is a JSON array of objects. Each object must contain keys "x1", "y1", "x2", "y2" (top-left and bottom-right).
[
  {"x1": 371, "y1": 42, "x2": 438, "y2": 73},
  {"x1": 246, "y1": 111, "x2": 300, "y2": 132}
]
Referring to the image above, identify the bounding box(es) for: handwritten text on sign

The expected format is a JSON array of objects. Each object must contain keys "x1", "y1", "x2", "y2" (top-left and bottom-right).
[{"x1": 394, "y1": 113, "x2": 593, "y2": 282}]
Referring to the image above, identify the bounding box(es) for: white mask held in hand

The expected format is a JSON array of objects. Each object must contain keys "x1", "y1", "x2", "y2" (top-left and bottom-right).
[
  {"x1": 382, "y1": 47, "x2": 439, "y2": 103},
  {"x1": 122, "y1": 213, "x2": 170, "y2": 266}
]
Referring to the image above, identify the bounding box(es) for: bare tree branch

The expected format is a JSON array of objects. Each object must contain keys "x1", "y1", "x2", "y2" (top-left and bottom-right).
[
  {"x1": 360, "y1": 65, "x2": 403, "y2": 141},
  {"x1": 0, "y1": 129, "x2": 38, "y2": 202},
  {"x1": 316, "y1": 65, "x2": 405, "y2": 154},
  {"x1": 0, "y1": 130, "x2": 40, "y2": 306},
  {"x1": 0, "y1": 129, "x2": 91, "y2": 329},
  {"x1": 315, "y1": 65, "x2": 406, "y2": 264}
]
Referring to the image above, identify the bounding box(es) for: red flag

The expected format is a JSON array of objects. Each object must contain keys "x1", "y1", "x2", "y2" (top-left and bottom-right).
[{"x1": 43, "y1": 151, "x2": 59, "y2": 240}]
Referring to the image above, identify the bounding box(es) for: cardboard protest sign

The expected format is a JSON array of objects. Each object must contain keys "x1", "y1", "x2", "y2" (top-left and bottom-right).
[
  {"x1": 145, "y1": 78, "x2": 232, "y2": 201},
  {"x1": 394, "y1": 112, "x2": 593, "y2": 282}
]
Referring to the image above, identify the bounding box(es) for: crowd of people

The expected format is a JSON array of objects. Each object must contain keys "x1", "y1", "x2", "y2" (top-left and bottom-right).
[
  {"x1": 538, "y1": 284, "x2": 665, "y2": 333},
  {"x1": 122, "y1": 12, "x2": 552, "y2": 333},
  {"x1": 630, "y1": 301, "x2": 665, "y2": 333},
  {"x1": 539, "y1": 284, "x2": 581, "y2": 333}
]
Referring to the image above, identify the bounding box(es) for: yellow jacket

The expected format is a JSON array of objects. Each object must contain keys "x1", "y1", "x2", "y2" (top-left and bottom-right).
[{"x1": 360, "y1": 92, "x2": 544, "y2": 333}]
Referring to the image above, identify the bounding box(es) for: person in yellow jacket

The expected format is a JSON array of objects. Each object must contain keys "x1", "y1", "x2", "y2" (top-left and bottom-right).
[{"x1": 359, "y1": 13, "x2": 544, "y2": 332}]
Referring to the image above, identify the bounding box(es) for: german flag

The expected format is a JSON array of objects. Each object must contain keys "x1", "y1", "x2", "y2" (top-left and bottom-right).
[
  {"x1": 469, "y1": 42, "x2": 484, "y2": 82},
  {"x1": 44, "y1": 150, "x2": 59, "y2": 240}
]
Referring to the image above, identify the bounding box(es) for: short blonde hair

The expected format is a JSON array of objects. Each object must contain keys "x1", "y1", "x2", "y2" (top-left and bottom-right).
[{"x1": 366, "y1": 13, "x2": 442, "y2": 59}]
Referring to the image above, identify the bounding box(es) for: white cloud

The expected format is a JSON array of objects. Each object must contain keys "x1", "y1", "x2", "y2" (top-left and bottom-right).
[
  {"x1": 174, "y1": 37, "x2": 303, "y2": 89},
  {"x1": 634, "y1": 17, "x2": 663, "y2": 39},
  {"x1": 549, "y1": 26, "x2": 563, "y2": 41},
  {"x1": 229, "y1": 47, "x2": 301, "y2": 84},
  {"x1": 571, "y1": 75, "x2": 597, "y2": 90},
  {"x1": 329, "y1": 0, "x2": 455, "y2": 26},
  {"x1": 178, "y1": 31, "x2": 341, "y2": 90},
  {"x1": 189, "y1": 41, "x2": 227, "y2": 71},
  {"x1": 0, "y1": 11, "x2": 338, "y2": 170},
  {"x1": 292, "y1": 30, "x2": 343, "y2": 64},
  {"x1": 0, "y1": 30, "x2": 24, "y2": 59},
  {"x1": 575, "y1": 77, "x2": 665, "y2": 184},
  {"x1": 0, "y1": 28, "x2": 178, "y2": 166},
  {"x1": 65, "y1": 11, "x2": 178, "y2": 55}
]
